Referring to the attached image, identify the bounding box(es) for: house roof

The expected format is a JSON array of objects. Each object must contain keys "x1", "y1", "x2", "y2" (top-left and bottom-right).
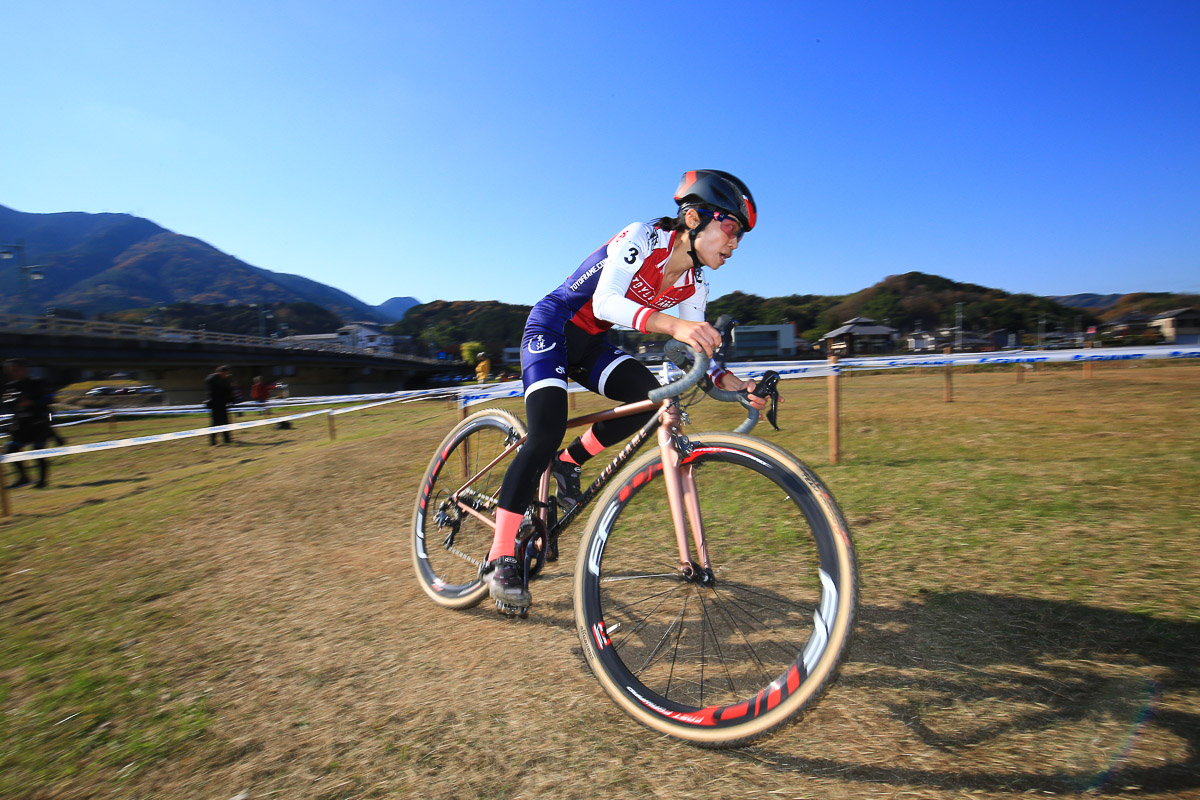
[
  {"x1": 1104, "y1": 312, "x2": 1151, "y2": 325},
  {"x1": 820, "y1": 322, "x2": 897, "y2": 340},
  {"x1": 1151, "y1": 307, "x2": 1196, "y2": 320}
]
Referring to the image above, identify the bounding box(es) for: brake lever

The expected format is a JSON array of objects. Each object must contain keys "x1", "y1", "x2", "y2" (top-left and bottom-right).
[
  {"x1": 712, "y1": 314, "x2": 736, "y2": 370},
  {"x1": 749, "y1": 370, "x2": 781, "y2": 431}
]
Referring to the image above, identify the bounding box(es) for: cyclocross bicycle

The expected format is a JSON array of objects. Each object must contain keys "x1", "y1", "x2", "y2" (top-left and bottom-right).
[{"x1": 411, "y1": 324, "x2": 858, "y2": 747}]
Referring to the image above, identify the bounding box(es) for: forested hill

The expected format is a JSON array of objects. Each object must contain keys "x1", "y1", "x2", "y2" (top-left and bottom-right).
[
  {"x1": 388, "y1": 300, "x2": 531, "y2": 356},
  {"x1": 708, "y1": 272, "x2": 1103, "y2": 340},
  {"x1": 0, "y1": 204, "x2": 390, "y2": 321},
  {"x1": 401, "y1": 273, "x2": 1197, "y2": 350}
]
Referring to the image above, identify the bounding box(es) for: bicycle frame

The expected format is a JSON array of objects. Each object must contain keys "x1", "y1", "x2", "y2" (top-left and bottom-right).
[{"x1": 447, "y1": 395, "x2": 712, "y2": 576}]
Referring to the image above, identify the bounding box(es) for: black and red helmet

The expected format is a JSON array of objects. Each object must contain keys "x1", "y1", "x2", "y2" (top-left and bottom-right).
[{"x1": 674, "y1": 170, "x2": 757, "y2": 232}]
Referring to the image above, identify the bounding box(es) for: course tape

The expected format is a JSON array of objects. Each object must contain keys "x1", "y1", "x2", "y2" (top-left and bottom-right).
[
  {"x1": 0, "y1": 408, "x2": 334, "y2": 464},
  {"x1": 328, "y1": 395, "x2": 409, "y2": 415},
  {"x1": 838, "y1": 344, "x2": 1200, "y2": 371},
  {"x1": 48, "y1": 388, "x2": 436, "y2": 422},
  {"x1": 0, "y1": 390, "x2": 429, "y2": 465},
  {"x1": 456, "y1": 344, "x2": 1200, "y2": 407}
]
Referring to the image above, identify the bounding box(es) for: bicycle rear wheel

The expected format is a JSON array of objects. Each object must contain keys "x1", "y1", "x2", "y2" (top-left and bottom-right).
[
  {"x1": 574, "y1": 432, "x2": 857, "y2": 747},
  {"x1": 412, "y1": 408, "x2": 525, "y2": 609}
]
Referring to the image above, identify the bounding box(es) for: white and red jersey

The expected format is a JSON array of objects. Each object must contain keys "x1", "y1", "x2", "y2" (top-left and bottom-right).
[{"x1": 539, "y1": 221, "x2": 709, "y2": 335}]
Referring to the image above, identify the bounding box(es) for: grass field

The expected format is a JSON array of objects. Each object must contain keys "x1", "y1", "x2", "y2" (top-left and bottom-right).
[{"x1": 1, "y1": 363, "x2": 1197, "y2": 799}]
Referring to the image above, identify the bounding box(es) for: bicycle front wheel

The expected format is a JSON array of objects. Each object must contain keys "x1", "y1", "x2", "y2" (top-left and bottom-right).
[
  {"x1": 412, "y1": 408, "x2": 526, "y2": 609},
  {"x1": 573, "y1": 432, "x2": 857, "y2": 747}
]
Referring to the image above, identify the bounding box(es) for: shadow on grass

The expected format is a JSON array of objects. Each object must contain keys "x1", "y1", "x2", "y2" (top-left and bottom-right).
[
  {"x1": 740, "y1": 591, "x2": 1199, "y2": 795},
  {"x1": 60, "y1": 476, "x2": 151, "y2": 489}
]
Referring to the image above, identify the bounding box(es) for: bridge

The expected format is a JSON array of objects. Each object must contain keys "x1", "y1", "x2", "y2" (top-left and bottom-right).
[{"x1": 0, "y1": 314, "x2": 465, "y2": 402}]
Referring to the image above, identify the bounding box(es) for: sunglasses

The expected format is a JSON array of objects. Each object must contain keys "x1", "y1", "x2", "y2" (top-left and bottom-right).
[{"x1": 695, "y1": 208, "x2": 744, "y2": 240}]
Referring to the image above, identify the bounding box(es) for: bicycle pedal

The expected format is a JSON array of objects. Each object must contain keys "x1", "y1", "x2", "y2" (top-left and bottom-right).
[{"x1": 495, "y1": 599, "x2": 531, "y2": 619}]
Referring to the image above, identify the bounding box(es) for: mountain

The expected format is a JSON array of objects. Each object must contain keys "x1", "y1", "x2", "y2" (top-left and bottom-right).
[
  {"x1": 1047, "y1": 293, "x2": 1125, "y2": 310},
  {"x1": 0, "y1": 204, "x2": 386, "y2": 322},
  {"x1": 374, "y1": 296, "x2": 421, "y2": 322}
]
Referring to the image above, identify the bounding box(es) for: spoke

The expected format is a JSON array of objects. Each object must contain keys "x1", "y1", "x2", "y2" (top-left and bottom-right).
[
  {"x1": 715, "y1": 579, "x2": 813, "y2": 640},
  {"x1": 695, "y1": 590, "x2": 738, "y2": 697},
  {"x1": 663, "y1": 593, "x2": 690, "y2": 700},
  {"x1": 600, "y1": 572, "x2": 679, "y2": 582},
  {"x1": 708, "y1": 583, "x2": 806, "y2": 680},
  {"x1": 636, "y1": 599, "x2": 689, "y2": 677},
  {"x1": 609, "y1": 582, "x2": 686, "y2": 651}
]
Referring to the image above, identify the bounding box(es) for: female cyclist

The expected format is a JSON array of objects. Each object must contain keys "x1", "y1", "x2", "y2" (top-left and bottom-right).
[{"x1": 484, "y1": 170, "x2": 769, "y2": 611}]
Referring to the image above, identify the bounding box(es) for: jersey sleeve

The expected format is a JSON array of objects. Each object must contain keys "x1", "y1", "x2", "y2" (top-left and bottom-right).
[{"x1": 591, "y1": 223, "x2": 657, "y2": 332}]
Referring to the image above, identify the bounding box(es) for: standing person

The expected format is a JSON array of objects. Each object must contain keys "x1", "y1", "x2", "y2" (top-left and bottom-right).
[
  {"x1": 482, "y1": 171, "x2": 770, "y2": 612},
  {"x1": 474, "y1": 353, "x2": 491, "y2": 384},
  {"x1": 204, "y1": 365, "x2": 236, "y2": 445},
  {"x1": 249, "y1": 375, "x2": 271, "y2": 415},
  {"x1": 2, "y1": 358, "x2": 54, "y2": 488}
]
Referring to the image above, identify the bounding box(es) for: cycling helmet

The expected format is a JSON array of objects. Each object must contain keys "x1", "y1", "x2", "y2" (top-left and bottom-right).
[{"x1": 674, "y1": 170, "x2": 756, "y2": 232}]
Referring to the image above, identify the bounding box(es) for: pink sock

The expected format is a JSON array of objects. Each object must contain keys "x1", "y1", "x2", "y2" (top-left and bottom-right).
[
  {"x1": 489, "y1": 508, "x2": 524, "y2": 562},
  {"x1": 558, "y1": 450, "x2": 580, "y2": 466},
  {"x1": 581, "y1": 428, "x2": 605, "y2": 457}
]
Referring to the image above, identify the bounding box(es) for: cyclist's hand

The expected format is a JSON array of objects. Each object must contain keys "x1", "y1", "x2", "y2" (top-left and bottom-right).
[
  {"x1": 742, "y1": 380, "x2": 769, "y2": 411},
  {"x1": 672, "y1": 319, "x2": 722, "y2": 358},
  {"x1": 719, "y1": 374, "x2": 771, "y2": 411}
]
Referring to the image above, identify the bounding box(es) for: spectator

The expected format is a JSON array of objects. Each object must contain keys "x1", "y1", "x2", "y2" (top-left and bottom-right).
[
  {"x1": 475, "y1": 353, "x2": 491, "y2": 384},
  {"x1": 204, "y1": 365, "x2": 236, "y2": 445},
  {"x1": 2, "y1": 358, "x2": 54, "y2": 488},
  {"x1": 249, "y1": 375, "x2": 271, "y2": 415}
]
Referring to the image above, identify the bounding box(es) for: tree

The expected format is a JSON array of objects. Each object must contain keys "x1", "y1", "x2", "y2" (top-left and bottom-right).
[{"x1": 460, "y1": 341, "x2": 486, "y2": 364}]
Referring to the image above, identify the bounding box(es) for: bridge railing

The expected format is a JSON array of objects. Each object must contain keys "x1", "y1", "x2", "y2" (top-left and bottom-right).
[{"x1": 0, "y1": 313, "x2": 445, "y2": 364}]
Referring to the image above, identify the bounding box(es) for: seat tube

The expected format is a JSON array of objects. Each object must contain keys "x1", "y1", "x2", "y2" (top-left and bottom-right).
[
  {"x1": 655, "y1": 400, "x2": 693, "y2": 570},
  {"x1": 680, "y1": 463, "x2": 710, "y2": 569}
]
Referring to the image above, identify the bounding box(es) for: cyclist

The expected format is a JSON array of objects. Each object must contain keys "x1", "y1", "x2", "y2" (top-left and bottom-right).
[{"x1": 484, "y1": 170, "x2": 771, "y2": 611}]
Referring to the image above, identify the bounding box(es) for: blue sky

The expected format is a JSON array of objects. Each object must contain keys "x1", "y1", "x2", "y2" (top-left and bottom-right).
[{"x1": 3, "y1": 1, "x2": 1198, "y2": 308}]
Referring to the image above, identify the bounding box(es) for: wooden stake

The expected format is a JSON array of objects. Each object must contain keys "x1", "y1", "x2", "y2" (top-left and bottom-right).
[
  {"x1": 327, "y1": 411, "x2": 337, "y2": 440},
  {"x1": 0, "y1": 472, "x2": 10, "y2": 518},
  {"x1": 827, "y1": 355, "x2": 840, "y2": 465},
  {"x1": 1083, "y1": 341, "x2": 1094, "y2": 379},
  {"x1": 1016, "y1": 363, "x2": 1025, "y2": 383},
  {"x1": 943, "y1": 346, "x2": 954, "y2": 403}
]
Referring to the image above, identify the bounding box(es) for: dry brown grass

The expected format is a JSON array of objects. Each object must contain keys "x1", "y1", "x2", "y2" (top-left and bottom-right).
[{"x1": 2, "y1": 365, "x2": 1198, "y2": 799}]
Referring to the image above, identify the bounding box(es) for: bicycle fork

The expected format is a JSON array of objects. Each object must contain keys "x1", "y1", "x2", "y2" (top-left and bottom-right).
[{"x1": 656, "y1": 400, "x2": 714, "y2": 585}]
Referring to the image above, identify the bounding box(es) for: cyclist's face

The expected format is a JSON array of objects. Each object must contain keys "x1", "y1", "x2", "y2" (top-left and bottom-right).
[{"x1": 688, "y1": 210, "x2": 741, "y2": 270}]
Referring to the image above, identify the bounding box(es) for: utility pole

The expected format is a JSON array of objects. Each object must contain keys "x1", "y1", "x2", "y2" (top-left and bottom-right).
[
  {"x1": 1, "y1": 240, "x2": 45, "y2": 315},
  {"x1": 955, "y1": 303, "x2": 963, "y2": 351}
]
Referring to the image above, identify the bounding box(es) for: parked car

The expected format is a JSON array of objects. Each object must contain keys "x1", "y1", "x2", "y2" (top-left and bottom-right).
[{"x1": 85, "y1": 386, "x2": 118, "y2": 396}]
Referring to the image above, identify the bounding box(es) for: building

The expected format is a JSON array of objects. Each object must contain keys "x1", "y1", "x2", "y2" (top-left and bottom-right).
[
  {"x1": 819, "y1": 317, "x2": 897, "y2": 356},
  {"x1": 731, "y1": 324, "x2": 796, "y2": 359},
  {"x1": 904, "y1": 330, "x2": 939, "y2": 352},
  {"x1": 1149, "y1": 308, "x2": 1200, "y2": 344},
  {"x1": 1101, "y1": 312, "x2": 1152, "y2": 338},
  {"x1": 336, "y1": 322, "x2": 394, "y2": 354},
  {"x1": 284, "y1": 332, "x2": 340, "y2": 348},
  {"x1": 283, "y1": 322, "x2": 395, "y2": 354}
]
